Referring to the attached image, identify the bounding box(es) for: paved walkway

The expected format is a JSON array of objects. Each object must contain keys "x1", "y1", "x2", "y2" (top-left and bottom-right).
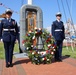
[{"x1": 0, "y1": 56, "x2": 76, "y2": 75}]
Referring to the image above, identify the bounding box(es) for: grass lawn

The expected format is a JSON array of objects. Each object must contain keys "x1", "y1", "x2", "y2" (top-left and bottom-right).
[
  {"x1": 0, "y1": 42, "x2": 76, "y2": 59},
  {"x1": 62, "y1": 46, "x2": 76, "y2": 58}
]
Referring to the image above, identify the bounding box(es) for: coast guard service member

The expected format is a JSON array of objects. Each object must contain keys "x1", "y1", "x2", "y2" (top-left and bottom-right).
[
  {"x1": 0, "y1": 9, "x2": 19, "y2": 68},
  {"x1": 51, "y1": 12, "x2": 65, "y2": 62}
]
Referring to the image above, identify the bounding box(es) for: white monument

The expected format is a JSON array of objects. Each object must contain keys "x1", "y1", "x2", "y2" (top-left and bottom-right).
[{"x1": 20, "y1": 0, "x2": 43, "y2": 51}]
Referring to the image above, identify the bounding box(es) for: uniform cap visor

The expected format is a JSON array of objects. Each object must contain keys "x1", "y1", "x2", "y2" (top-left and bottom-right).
[
  {"x1": 6, "y1": 12, "x2": 12, "y2": 14},
  {"x1": 56, "y1": 14, "x2": 62, "y2": 17}
]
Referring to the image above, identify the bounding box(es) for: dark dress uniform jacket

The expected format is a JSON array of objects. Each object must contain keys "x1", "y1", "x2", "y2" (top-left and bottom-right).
[
  {"x1": 0, "y1": 18, "x2": 19, "y2": 42},
  {"x1": 52, "y1": 20, "x2": 65, "y2": 41}
]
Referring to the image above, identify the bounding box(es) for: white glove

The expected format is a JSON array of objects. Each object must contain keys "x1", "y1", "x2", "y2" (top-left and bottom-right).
[{"x1": 0, "y1": 39, "x2": 3, "y2": 42}]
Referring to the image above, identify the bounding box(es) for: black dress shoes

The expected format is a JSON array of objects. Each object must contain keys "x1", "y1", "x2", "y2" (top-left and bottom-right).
[
  {"x1": 6, "y1": 63, "x2": 13, "y2": 68},
  {"x1": 6, "y1": 64, "x2": 9, "y2": 68},
  {"x1": 55, "y1": 58, "x2": 62, "y2": 62},
  {"x1": 55, "y1": 59, "x2": 58, "y2": 62},
  {"x1": 58, "y1": 59, "x2": 62, "y2": 62},
  {"x1": 9, "y1": 64, "x2": 13, "y2": 67}
]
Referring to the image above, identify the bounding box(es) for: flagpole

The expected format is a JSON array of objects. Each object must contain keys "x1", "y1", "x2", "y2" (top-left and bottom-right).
[{"x1": 27, "y1": 0, "x2": 33, "y2": 5}]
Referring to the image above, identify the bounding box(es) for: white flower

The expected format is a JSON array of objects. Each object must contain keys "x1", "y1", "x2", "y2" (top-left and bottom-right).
[
  {"x1": 22, "y1": 44, "x2": 25, "y2": 46},
  {"x1": 38, "y1": 51, "x2": 40, "y2": 54},
  {"x1": 53, "y1": 49, "x2": 56, "y2": 51},
  {"x1": 32, "y1": 52, "x2": 34, "y2": 55},
  {"x1": 53, "y1": 47, "x2": 54, "y2": 48},
  {"x1": 29, "y1": 31, "x2": 32, "y2": 33},
  {"x1": 35, "y1": 31, "x2": 37, "y2": 34},
  {"x1": 48, "y1": 44, "x2": 51, "y2": 47},
  {"x1": 35, "y1": 58, "x2": 37, "y2": 60},
  {"x1": 32, "y1": 36, "x2": 35, "y2": 40},
  {"x1": 27, "y1": 47, "x2": 29, "y2": 50},
  {"x1": 35, "y1": 27, "x2": 37, "y2": 30},
  {"x1": 31, "y1": 45, "x2": 33, "y2": 47},
  {"x1": 39, "y1": 28, "x2": 42, "y2": 30},
  {"x1": 40, "y1": 51, "x2": 46, "y2": 55},
  {"x1": 51, "y1": 52, "x2": 54, "y2": 55},
  {"x1": 42, "y1": 58, "x2": 44, "y2": 60},
  {"x1": 47, "y1": 59, "x2": 50, "y2": 61}
]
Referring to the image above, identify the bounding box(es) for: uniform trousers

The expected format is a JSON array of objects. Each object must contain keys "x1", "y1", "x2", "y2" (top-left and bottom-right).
[
  {"x1": 55, "y1": 40, "x2": 63, "y2": 60},
  {"x1": 3, "y1": 41, "x2": 15, "y2": 64}
]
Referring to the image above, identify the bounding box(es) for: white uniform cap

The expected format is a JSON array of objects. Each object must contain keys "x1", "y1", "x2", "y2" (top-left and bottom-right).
[
  {"x1": 56, "y1": 12, "x2": 62, "y2": 16},
  {"x1": 5, "y1": 9, "x2": 13, "y2": 14}
]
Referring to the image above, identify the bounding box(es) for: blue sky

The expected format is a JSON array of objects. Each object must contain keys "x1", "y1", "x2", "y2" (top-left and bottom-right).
[{"x1": 0, "y1": 0, "x2": 76, "y2": 29}]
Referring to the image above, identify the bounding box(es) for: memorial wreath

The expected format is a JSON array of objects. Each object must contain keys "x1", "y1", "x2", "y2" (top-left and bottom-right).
[{"x1": 22, "y1": 28, "x2": 57, "y2": 64}]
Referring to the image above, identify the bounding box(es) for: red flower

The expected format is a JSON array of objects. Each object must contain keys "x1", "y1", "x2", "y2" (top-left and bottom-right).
[
  {"x1": 46, "y1": 50, "x2": 49, "y2": 53},
  {"x1": 54, "y1": 45, "x2": 57, "y2": 48},
  {"x1": 46, "y1": 40, "x2": 49, "y2": 43},
  {"x1": 22, "y1": 40, "x2": 26, "y2": 44},
  {"x1": 39, "y1": 32, "x2": 42, "y2": 35},
  {"x1": 42, "y1": 53, "x2": 44, "y2": 55},
  {"x1": 26, "y1": 34, "x2": 28, "y2": 36},
  {"x1": 48, "y1": 44, "x2": 51, "y2": 48},
  {"x1": 44, "y1": 57, "x2": 46, "y2": 60},
  {"x1": 47, "y1": 38, "x2": 51, "y2": 41},
  {"x1": 51, "y1": 44, "x2": 54, "y2": 46}
]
